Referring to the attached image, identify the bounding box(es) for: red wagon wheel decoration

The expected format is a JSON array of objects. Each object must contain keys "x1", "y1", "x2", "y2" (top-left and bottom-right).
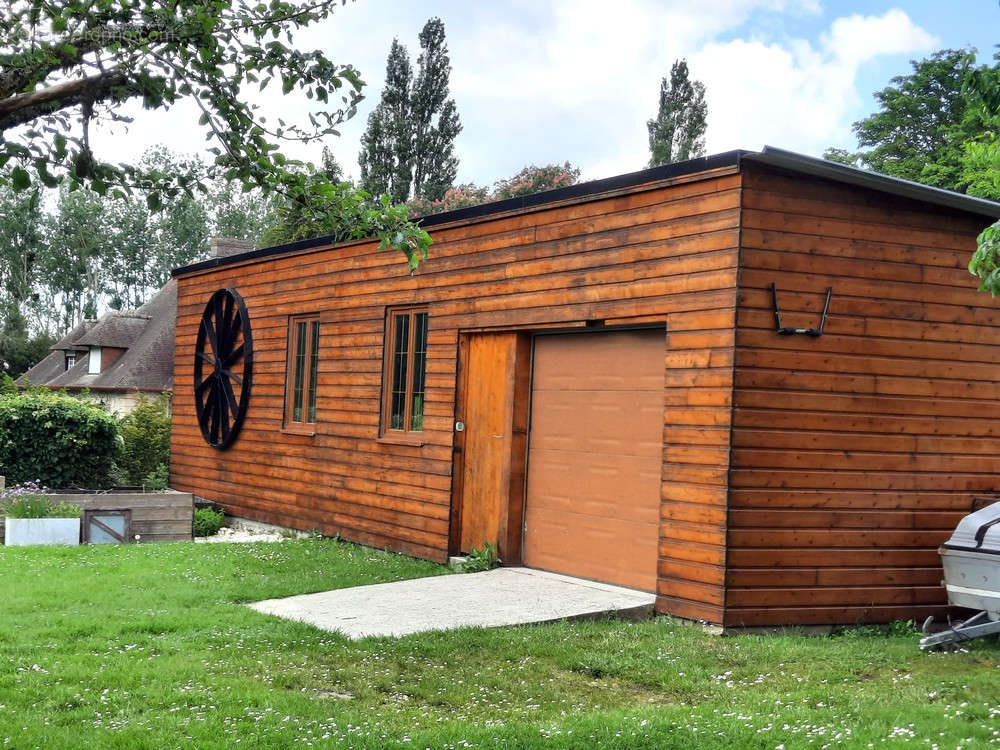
[{"x1": 194, "y1": 288, "x2": 253, "y2": 449}]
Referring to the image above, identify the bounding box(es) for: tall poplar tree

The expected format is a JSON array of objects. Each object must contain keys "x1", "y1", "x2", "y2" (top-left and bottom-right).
[
  {"x1": 359, "y1": 39, "x2": 413, "y2": 202},
  {"x1": 647, "y1": 59, "x2": 708, "y2": 167},
  {"x1": 44, "y1": 186, "x2": 108, "y2": 328},
  {"x1": 0, "y1": 182, "x2": 52, "y2": 376},
  {"x1": 358, "y1": 18, "x2": 462, "y2": 202},
  {"x1": 357, "y1": 103, "x2": 395, "y2": 197},
  {"x1": 411, "y1": 18, "x2": 462, "y2": 200},
  {"x1": 320, "y1": 146, "x2": 347, "y2": 184}
]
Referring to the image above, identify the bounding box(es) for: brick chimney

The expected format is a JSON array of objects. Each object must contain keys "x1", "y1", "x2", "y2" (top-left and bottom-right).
[{"x1": 210, "y1": 237, "x2": 255, "y2": 259}]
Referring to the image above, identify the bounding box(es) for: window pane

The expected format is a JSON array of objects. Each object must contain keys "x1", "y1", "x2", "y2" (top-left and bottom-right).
[
  {"x1": 89, "y1": 514, "x2": 126, "y2": 544},
  {"x1": 410, "y1": 313, "x2": 428, "y2": 431},
  {"x1": 390, "y1": 314, "x2": 409, "y2": 430},
  {"x1": 307, "y1": 321, "x2": 320, "y2": 423},
  {"x1": 292, "y1": 321, "x2": 307, "y2": 422}
]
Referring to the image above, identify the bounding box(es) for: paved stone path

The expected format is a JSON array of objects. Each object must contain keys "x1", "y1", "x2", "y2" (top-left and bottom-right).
[{"x1": 248, "y1": 567, "x2": 655, "y2": 639}]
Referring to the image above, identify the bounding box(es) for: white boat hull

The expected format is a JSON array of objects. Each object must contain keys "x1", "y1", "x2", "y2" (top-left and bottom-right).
[{"x1": 940, "y1": 549, "x2": 1000, "y2": 621}]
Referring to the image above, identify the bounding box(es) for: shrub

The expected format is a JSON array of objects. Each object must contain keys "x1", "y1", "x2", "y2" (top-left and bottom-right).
[
  {"x1": 405, "y1": 183, "x2": 491, "y2": 217},
  {"x1": 193, "y1": 507, "x2": 224, "y2": 537},
  {"x1": 118, "y1": 394, "x2": 172, "y2": 486},
  {"x1": 0, "y1": 372, "x2": 17, "y2": 396},
  {"x1": 143, "y1": 463, "x2": 169, "y2": 492},
  {"x1": 0, "y1": 391, "x2": 118, "y2": 487},
  {"x1": 403, "y1": 162, "x2": 583, "y2": 218},
  {"x1": 492, "y1": 162, "x2": 581, "y2": 200}
]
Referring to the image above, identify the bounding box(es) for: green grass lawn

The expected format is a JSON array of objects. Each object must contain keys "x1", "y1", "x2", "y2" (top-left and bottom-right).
[{"x1": 0, "y1": 539, "x2": 997, "y2": 749}]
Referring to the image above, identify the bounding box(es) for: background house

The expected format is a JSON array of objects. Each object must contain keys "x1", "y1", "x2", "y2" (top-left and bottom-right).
[
  {"x1": 168, "y1": 148, "x2": 1000, "y2": 627},
  {"x1": 17, "y1": 281, "x2": 178, "y2": 414},
  {"x1": 17, "y1": 238, "x2": 252, "y2": 415}
]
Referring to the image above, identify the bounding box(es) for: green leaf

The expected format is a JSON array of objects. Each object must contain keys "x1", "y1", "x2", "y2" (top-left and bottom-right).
[
  {"x1": 11, "y1": 168, "x2": 30, "y2": 190},
  {"x1": 53, "y1": 133, "x2": 68, "y2": 160},
  {"x1": 341, "y1": 68, "x2": 363, "y2": 91},
  {"x1": 35, "y1": 162, "x2": 59, "y2": 188}
]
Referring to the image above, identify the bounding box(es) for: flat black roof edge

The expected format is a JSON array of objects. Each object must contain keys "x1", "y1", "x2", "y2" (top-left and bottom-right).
[
  {"x1": 744, "y1": 146, "x2": 1000, "y2": 220},
  {"x1": 416, "y1": 150, "x2": 747, "y2": 228},
  {"x1": 172, "y1": 150, "x2": 746, "y2": 277},
  {"x1": 173, "y1": 146, "x2": 1000, "y2": 278}
]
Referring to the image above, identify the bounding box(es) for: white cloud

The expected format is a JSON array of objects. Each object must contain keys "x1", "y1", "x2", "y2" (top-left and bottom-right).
[
  {"x1": 85, "y1": 2, "x2": 937, "y2": 190},
  {"x1": 691, "y1": 8, "x2": 937, "y2": 157},
  {"x1": 445, "y1": 0, "x2": 826, "y2": 180},
  {"x1": 824, "y1": 8, "x2": 938, "y2": 66}
]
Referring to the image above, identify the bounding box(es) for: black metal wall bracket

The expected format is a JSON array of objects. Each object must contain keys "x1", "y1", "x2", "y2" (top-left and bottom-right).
[{"x1": 771, "y1": 283, "x2": 832, "y2": 337}]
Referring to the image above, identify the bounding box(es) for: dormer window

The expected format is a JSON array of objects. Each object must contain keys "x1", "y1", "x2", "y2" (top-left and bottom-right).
[
  {"x1": 88, "y1": 346, "x2": 102, "y2": 375},
  {"x1": 65, "y1": 352, "x2": 76, "y2": 371}
]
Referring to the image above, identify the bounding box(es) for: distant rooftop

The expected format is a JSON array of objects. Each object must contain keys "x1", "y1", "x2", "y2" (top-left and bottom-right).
[
  {"x1": 75, "y1": 313, "x2": 150, "y2": 350},
  {"x1": 17, "y1": 280, "x2": 176, "y2": 393}
]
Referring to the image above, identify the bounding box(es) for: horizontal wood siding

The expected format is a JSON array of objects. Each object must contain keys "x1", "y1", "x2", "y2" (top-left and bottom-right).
[
  {"x1": 728, "y1": 164, "x2": 999, "y2": 626},
  {"x1": 170, "y1": 171, "x2": 741, "y2": 618},
  {"x1": 660, "y1": 274, "x2": 736, "y2": 622}
]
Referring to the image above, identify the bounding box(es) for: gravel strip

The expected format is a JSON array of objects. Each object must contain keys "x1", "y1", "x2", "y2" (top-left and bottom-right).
[{"x1": 195, "y1": 526, "x2": 287, "y2": 544}]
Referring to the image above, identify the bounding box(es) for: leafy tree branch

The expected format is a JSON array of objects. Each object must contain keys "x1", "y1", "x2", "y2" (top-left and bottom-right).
[{"x1": 1, "y1": 0, "x2": 429, "y2": 266}]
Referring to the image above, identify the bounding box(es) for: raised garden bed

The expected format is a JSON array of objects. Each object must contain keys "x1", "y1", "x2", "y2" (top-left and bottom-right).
[{"x1": 0, "y1": 489, "x2": 193, "y2": 544}]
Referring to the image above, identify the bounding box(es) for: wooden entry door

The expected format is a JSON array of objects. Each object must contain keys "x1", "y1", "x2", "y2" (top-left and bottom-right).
[{"x1": 453, "y1": 333, "x2": 529, "y2": 561}]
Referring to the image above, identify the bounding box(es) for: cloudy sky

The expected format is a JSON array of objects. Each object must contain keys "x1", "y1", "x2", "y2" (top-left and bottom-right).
[{"x1": 92, "y1": 0, "x2": 998, "y2": 187}]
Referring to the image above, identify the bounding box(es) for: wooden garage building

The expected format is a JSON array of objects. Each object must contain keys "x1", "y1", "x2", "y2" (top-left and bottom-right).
[{"x1": 169, "y1": 147, "x2": 1000, "y2": 627}]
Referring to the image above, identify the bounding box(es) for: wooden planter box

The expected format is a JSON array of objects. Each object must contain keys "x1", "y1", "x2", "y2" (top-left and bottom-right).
[
  {"x1": 0, "y1": 491, "x2": 193, "y2": 544},
  {"x1": 5, "y1": 517, "x2": 81, "y2": 546}
]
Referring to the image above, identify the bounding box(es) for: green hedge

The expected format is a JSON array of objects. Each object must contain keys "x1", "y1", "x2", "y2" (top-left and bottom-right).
[
  {"x1": 117, "y1": 394, "x2": 171, "y2": 486},
  {"x1": 0, "y1": 391, "x2": 119, "y2": 487}
]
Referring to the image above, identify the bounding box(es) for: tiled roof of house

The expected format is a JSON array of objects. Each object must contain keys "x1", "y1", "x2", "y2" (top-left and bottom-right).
[
  {"x1": 17, "y1": 348, "x2": 69, "y2": 387},
  {"x1": 50, "y1": 319, "x2": 96, "y2": 352},
  {"x1": 16, "y1": 280, "x2": 176, "y2": 393},
  {"x1": 75, "y1": 313, "x2": 150, "y2": 349},
  {"x1": 43, "y1": 356, "x2": 93, "y2": 388},
  {"x1": 88, "y1": 280, "x2": 177, "y2": 392}
]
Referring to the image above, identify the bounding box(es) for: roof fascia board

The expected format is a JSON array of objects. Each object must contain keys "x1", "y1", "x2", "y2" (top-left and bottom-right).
[
  {"x1": 743, "y1": 146, "x2": 1000, "y2": 220},
  {"x1": 172, "y1": 145, "x2": 1000, "y2": 279},
  {"x1": 172, "y1": 151, "x2": 746, "y2": 278}
]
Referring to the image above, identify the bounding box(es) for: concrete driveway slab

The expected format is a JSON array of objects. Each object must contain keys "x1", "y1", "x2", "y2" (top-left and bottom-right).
[{"x1": 248, "y1": 567, "x2": 655, "y2": 639}]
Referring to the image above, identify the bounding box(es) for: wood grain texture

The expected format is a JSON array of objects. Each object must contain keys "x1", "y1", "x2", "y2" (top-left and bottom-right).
[
  {"x1": 171, "y1": 172, "x2": 742, "y2": 600},
  {"x1": 0, "y1": 492, "x2": 193, "y2": 543},
  {"x1": 458, "y1": 333, "x2": 516, "y2": 554},
  {"x1": 171, "y1": 161, "x2": 999, "y2": 626},
  {"x1": 726, "y1": 163, "x2": 998, "y2": 627},
  {"x1": 523, "y1": 330, "x2": 666, "y2": 592}
]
